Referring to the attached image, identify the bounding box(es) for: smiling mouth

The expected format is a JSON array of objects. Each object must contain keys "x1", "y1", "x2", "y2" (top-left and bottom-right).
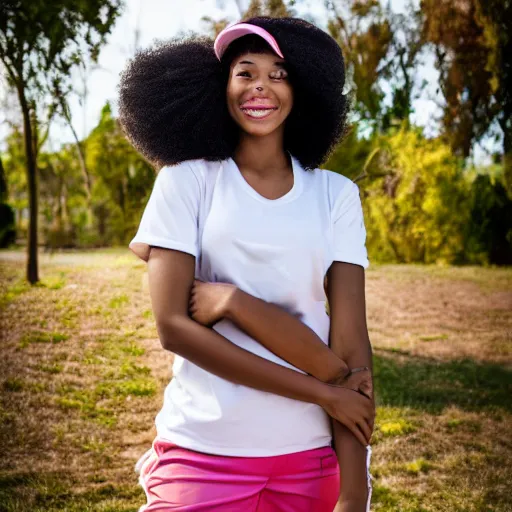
[{"x1": 240, "y1": 107, "x2": 278, "y2": 119}]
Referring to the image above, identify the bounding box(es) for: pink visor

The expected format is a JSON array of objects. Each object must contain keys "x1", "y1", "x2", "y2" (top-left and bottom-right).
[{"x1": 214, "y1": 22, "x2": 284, "y2": 61}]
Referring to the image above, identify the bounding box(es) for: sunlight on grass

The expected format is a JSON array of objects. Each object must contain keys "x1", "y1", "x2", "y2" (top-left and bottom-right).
[
  {"x1": 379, "y1": 419, "x2": 416, "y2": 437},
  {"x1": 19, "y1": 331, "x2": 70, "y2": 348},
  {"x1": 37, "y1": 272, "x2": 67, "y2": 290},
  {"x1": 36, "y1": 363, "x2": 64, "y2": 374},
  {"x1": 121, "y1": 343, "x2": 146, "y2": 357},
  {"x1": 108, "y1": 294, "x2": 129, "y2": 308},
  {"x1": 0, "y1": 277, "x2": 30, "y2": 308},
  {"x1": 403, "y1": 458, "x2": 433, "y2": 475}
]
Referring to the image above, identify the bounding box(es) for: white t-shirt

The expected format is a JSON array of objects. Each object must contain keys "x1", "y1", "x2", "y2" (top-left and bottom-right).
[{"x1": 129, "y1": 154, "x2": 369, "y2": 457}]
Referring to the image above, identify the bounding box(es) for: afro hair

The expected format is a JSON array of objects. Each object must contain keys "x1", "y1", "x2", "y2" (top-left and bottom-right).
[{"x1": 118, "y1": 16, "x2": 349, "y2": 171}]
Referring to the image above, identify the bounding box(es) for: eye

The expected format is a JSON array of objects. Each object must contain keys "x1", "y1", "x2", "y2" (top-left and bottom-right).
[
  {"x1": 236, "y1": 71, "x2": 251, "y2": 78},
  {"x1": 270, "y1": 69, "x2": 288, "y2": 80}
]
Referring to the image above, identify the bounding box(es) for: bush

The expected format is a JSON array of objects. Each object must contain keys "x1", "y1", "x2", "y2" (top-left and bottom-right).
[
  {"x1": 361, "y1": 126, "x2": 471, "y2": 264},
  {"x1": 463, "y1": 174, "x2": 512, "y2": 265},
  {"x1": 0, "y1": 203, "x2": 16, "y2": 248}
]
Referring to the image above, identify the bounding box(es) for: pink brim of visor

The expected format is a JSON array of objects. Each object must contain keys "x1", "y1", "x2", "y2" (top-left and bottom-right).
[{"x1": 214, "y1": 22, "x2": 284, "y2": 61}]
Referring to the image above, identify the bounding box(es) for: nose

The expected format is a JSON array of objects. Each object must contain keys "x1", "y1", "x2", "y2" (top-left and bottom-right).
[{"x1": 253, "y1": 77, "x2": 266, "y2": 93}]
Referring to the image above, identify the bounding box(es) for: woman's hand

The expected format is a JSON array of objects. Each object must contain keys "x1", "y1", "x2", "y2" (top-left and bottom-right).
[
  {"x1": 328, "y1": 368, "x2": 376, "y2": 441},
  {"x1": 321, "y1": 385, "x2": 375, "y2": 447},
  {"x1": 189, "y1": 279, "x2": 238, "y2": 327},
  {"x1": 329, "y1": 368, "x2": 374, "y2": 401}
]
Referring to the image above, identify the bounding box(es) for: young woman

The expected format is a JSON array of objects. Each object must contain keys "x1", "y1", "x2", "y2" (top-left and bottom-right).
[{"x1": 120, "y1": 16, "x2": 375, "y2": 512}]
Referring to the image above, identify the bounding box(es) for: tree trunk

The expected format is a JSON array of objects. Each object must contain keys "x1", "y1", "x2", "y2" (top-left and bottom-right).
[
  {"x1": 61, "y1": 100, "x2": 93, "y2": 226},
  {"x1": 56, "y1": 175, "x2": 64, "y2": 232},
  {"x1": 17, "y1": 85, "x2": 39, "y2": 284}
]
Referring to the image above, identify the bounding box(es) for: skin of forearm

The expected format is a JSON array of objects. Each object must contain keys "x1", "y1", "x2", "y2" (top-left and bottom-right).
[
  {"x1": 160, "y1": 314, "x2": 334, "y2": 407},
  {"x1": 224, "y1": 288, "x2": 350, "y2": 383},
  {"x1": 331, "y1": 336, "x2": 374, "y2": 395},
  {"x1": 332, "y1": 420, "x2": 371, "y2": 506},
  {"x1": 339, "y1": 336, "x2": 373, "y2": 372},
  {"x1": 331, "y1": 336, "x2": 374, "y2": 507}
]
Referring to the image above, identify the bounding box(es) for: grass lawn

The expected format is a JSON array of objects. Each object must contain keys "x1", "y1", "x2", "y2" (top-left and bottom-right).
[{"x1": 0, "y1": 248, "x2": 510, "y2": 511}]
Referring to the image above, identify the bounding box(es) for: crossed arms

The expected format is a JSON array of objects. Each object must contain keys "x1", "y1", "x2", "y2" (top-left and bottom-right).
[{"x1": 146, "y1": 246, "x2": 375, "y2": 510}]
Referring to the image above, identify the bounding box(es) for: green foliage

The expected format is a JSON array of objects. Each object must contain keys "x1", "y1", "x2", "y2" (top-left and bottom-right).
[
  {"x1": 323, "y1": 126, "x2": 374, "y2": 180},
  {"x1": 328, "y1": 124, "x2": 471, "y2": 264},
  {"x1": 476, "y1": 0, "x2": 512, "y2": 196},
  {"x1": 108, "y1": 293, "x2": 129, "y2": 309},
  {"x1": 2, "y1": 101, "x2": 155, "y2": 249},
  {"x1": 421, "y1": 0, "x2": 511, "y2": 166},
  {"x1": 243, "y1": 0, "x2": 294, "y2": 18},
  {"x1": 85, "y1": 103, "x2": 155, "y2": 246},
  {"x1": 0, "y1": 0, "x2": 123, "y2": 107},
  {"x1": 463, "y1": 170, "x2": 512, "y2": 264},
  {"x1": 38, "y1": 144, "x2": 86, "y2": 248},
  {"x1": 364, "y1": 126, "x2": 471, "y2": 264},
  {"x1": 0, "y1": 156, "x2": 15, "y2": 246},
  {"x1": 2, "y1": 129, "x2": 26, "y2": 242},
  {"x1": 327, "y1": 0, "x2": 393, "y2": 131},
  {"x1": 0, "y1": 203, "x2": 16, "y2": 248}
]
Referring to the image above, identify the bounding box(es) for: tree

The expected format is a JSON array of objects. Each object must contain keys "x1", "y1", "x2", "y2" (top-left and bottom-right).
[
  {"x1": 86, "y1": 103, "x2": 154, "y2": 246},
  {"x1": 475, "y1": 0, "x2": 512, "y2": 197},
  {"x1": 0, "y1": 0, "x2": 123, "y2": 283},
  {"x1": 420, "y1": 0, "x2": 511, "y2": 169},
  {"x1": 326, "y1": 0, "x2": 393, "y2": 134},
  {"x1": 203, "y1": 0, "x2": 296, "y2": 36},
  {"x1": 244, "y1": 0, "x2": 294, "y2": 18},
  {"x1": 379, "y1": 3, "x2": 425, "y2": 132}
]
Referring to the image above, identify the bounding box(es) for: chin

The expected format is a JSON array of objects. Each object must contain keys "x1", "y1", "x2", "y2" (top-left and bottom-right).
[
  {"x1": 242, "y1": 126, "x2": 280, "y2": 137},
  {"x1": 237, "y1": 117, "x2": 285, "y2": 137}
]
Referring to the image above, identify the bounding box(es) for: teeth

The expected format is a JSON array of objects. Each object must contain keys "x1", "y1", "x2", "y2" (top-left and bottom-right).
[{"x1": 242, "y1": 109, "x2": 275, "y2": 118}]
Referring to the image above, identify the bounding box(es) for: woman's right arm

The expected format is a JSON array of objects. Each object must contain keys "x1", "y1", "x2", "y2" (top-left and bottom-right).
[{"x1": 147, "y1": 246, "x2": 373, "y2": 446}]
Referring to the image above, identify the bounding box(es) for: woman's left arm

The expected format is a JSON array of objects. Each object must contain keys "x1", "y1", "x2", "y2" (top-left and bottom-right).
[
  {"x1": 189, "y1": 279, "x2": 351, "y2": 385},
  {"x1": 326, "y1": 261, "x2": 375, "y2": 512}
]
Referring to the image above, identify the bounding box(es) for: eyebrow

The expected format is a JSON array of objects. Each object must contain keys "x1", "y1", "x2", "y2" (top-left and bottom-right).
[{"x1": 237, "y1": 60, "x2": 286, "y2": 67}]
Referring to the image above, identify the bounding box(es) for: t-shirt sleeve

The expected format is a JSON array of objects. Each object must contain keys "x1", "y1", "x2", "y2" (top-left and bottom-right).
[
  {"x1": 332, "y1": 180, "x2": 370, "y2": 269},
  {"x1": 128, "y1": 161, "x2": 201, "y2": 262}
]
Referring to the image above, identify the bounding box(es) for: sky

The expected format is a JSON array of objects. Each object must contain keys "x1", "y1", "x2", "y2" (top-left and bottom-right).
[{"x1": 1, "y1": 0, "x2": 495, "y2": 163}]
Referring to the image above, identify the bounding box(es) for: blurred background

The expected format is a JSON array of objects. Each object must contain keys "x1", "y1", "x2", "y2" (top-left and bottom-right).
[
  {"x1": 0, "y1": 1, "x2": 510, "y2": 511},
  {"x1": 1, "y1": 0, "x2": 511, "y2": 270}
]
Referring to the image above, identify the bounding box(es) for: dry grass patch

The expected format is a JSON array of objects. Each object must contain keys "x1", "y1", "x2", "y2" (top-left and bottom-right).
[{"x1": 0, "y1": 249, "x2": 173, "y2": 511}]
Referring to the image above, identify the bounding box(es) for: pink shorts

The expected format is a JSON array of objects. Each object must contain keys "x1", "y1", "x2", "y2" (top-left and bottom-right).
[{"x1": 135, "y1": 437, "x2": 342, "y2": 511}]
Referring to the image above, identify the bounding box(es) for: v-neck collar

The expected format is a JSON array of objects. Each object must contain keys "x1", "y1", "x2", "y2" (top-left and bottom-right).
[{"x1": 227, "y1": 152, "x2": 304, "y2": 205}]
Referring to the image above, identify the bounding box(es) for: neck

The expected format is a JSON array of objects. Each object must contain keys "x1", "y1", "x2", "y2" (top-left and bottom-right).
[{"x1": 233, "y1": 130, "x2": 290, "y2": 177}]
